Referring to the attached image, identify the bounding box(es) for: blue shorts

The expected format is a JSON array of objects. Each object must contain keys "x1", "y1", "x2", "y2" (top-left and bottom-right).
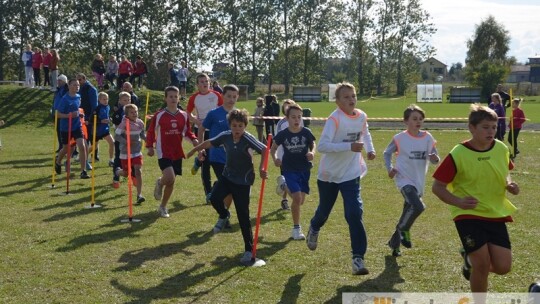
[
  {"x1": 283, "y1": 171, "x2": 310, "y2": 194},
  {"x1": 179, "y1": 81, "x2": 187, "y2": 89},
  {"x1": 158, "y1": 158, "x2": 183, "y2": 176}
]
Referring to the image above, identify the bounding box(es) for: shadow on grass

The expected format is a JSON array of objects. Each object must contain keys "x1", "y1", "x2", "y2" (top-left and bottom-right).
[
  {"x1": 279, "y1": 274, "x2": 305, "y2": 304},
  {"x1": 114, "y1": 230, "x2": 214, "y2": 272},
  {"x1": 0, "y1": 175, "x2": 63, "y2": 197},
  {"x1": 324, "y1": 255, "x2": 404, "y2": 304},
  {"x1": 35, "y1": 187, "x2": 117, "y2": 211},
  {"x1": 0, "y1": 88, "x2": 53, "y2": 128},
  {"x1": 111, "y1": 237, "x2": 291, "y2": 303},
  {"x1": 0, "y1": 156, "x2": 51, "y2": 168},
  {"x1": 55, "y1": 203, "x2": 188, "y2": 252}
]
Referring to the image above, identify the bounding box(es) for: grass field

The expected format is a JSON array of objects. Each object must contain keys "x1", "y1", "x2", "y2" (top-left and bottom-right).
[{"x1": 0, "y1": 86, "x2": 539, "y2": 303}]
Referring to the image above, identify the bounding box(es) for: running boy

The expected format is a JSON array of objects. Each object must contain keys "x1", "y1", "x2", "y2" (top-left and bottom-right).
[
  {"x1": 201, "y1": 84, "x2": 240, "y2": 208},
  {"x1": 91, "y1": 92, "x2": 115, "y2": 167},
  {"x1": 305, "y1": 82, "x2": 376, "y2": 275},
  {"x1": 146, "y1": 86, "x2": 199, "y2": 218},
  {"x1": 186, "y1": 109, "x2": 267, "y2": 265},
  {"x1": 274, "y1": 99, "x2": 303, "y2": 210},
  {"x1": 111, "y1": 92, "x2": 132, "y2": 188},
  {"x1": 115, "y1": 104, "x2": 146, "y2": 204},
  {"x1": 432, "y1": 104, "x2": 519, "y2": 304},
  {"x1": 384, "y1": 104, "x2": 439, "y2": 257},
  {"x1": 54, "y1": 79, "x2": 90, "y2": 179},
  {"x1": 270, "y1": 104, "x2": 315, "y2": 240}
]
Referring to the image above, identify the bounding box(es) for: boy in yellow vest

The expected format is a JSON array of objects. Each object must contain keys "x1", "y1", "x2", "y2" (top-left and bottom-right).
[{"x1": 432, "y1": 104, "x2": 519, "y2": 304}]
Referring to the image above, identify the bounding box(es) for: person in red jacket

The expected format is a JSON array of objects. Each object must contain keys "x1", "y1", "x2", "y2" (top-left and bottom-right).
[
  {"x1": 117, "y1": 55, "x2": 133, "y2": 90},
  {"x1": 129, "y1": 55, "x2": 147, "y2": 90},
  {"x1": 32, "y1": 47, "x2": 43, "y2": 89},
  {"x1": 42, "y1": 48, "x2": 52, "y2": 88}
]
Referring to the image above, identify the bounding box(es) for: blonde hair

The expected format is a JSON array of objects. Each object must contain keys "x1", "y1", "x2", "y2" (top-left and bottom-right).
[
  {"x1": 98, "y1": 92, "x2": 109, "y2": 100},
  {"x1": 119, "y1": 91, "x2": 131, "y2": 100},
  {"x1": 335, "y1": 82, "x2": 356, "y2": 99}
]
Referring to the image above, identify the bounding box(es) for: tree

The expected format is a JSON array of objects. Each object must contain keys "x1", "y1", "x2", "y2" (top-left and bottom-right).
[
  {"x1": 346, "y1": 0, "x2": 374, "y2": 95},
  {"x1": 464, "y1": 15, "x2": 511, "y2": 98},
  {"x1": 392, "y1": 0, "x2": 435, "y2": 95}
]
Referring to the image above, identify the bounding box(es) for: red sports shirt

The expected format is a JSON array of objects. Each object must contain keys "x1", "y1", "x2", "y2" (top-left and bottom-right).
[{"x1": 146, "y1": 109, "x2": 196, "y2": 160}]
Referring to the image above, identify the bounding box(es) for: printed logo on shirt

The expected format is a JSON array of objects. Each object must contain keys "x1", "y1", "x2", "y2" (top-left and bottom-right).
[
  {"x1": 477, "y1": 156, "x2": 490, "y2": 161},
  {"x1": 343, "y1": 131, "x2": 361, "y2": 143},
  {"x1": 409, "y1": 151, "x2": 427, "y2": 160},
  {"x1": 283, "y1": 136, "x2": 307, "y2": 153}
]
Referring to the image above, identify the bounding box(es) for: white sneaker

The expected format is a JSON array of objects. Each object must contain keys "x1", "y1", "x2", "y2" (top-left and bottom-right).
[
  {"x1": 158, "y1": 205, "x2": 169, "y2": 218},
  {"x1": 154, "y1": 178, "x2": 163, "y2": 200},
  {"x1": 352, "y1": 257, "x2": 369, "y2": 275},
  {"x1": 276, "y1": 175, "x2": 286, "y2": 196},
  {"x1": 291, "y1": 227, "x2": 306, "y2": 240}
]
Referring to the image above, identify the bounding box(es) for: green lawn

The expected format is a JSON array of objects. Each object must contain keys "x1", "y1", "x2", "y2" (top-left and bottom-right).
[{"x1": 0, "y1": 86, "x2": 539, "y2": 303}]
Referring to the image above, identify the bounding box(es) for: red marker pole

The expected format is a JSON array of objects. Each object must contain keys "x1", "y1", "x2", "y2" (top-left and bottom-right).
[{"x1": 251, "y1": 133, "x2": 272, "y2": 263}]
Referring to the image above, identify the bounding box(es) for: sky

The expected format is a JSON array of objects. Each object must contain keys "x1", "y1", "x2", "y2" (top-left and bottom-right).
[{"x1": 420, "y1": 0, "x2": 540, "y2": 66}]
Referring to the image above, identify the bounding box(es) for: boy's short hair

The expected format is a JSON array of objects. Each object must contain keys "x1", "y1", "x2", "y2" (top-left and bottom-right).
[
  {"x1": 164, "y1": 86, "x2": 179, "y2": 97},
  {"x1": 119, "y1": 91, "x2": 131, "y2": 100},
  {"x1": 281, "y1": 99, "x2": 296, "y2": 115},
  {"x1": 469, "y1": 103, "x2": 498, "y2": 126},
  {"x1": 222, "y1": 84, "x2": 239, "y2": 95},
  {"x1": 124, "y1": 103, "x2": 138, "y2": 114},
  {"x1": 196, "y1": 73, "x2": 210, "y2": 84},
  {"x1": 68, "y1": 79, "x2": 78, "y2": 85},
  {"x1": 404, "y1": 104, "x2": 425, "y2": 120},
  {"x1": 286, "y1": 104, "x2": 303, "y2": 117},
  {"x1": 98, "y1": 92, "x2": 109, "y2": 100},
  {"x1": 335, "y1": 82, "x2": 356, "y2": 99},
  {"x1": 227, "y1": 108, "x2": 249, "y2": 126}
]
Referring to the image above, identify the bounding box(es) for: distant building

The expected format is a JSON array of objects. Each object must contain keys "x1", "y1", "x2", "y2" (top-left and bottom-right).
[
  {"x1": 419, "y1": 57, "x2": 447, "y2": 81},
  {"x1": 506, "y1": 65, "x2": 530, "y2": 83},
  {"x1": 529, "y1": 55, "x2": 540, "y2": 83}
]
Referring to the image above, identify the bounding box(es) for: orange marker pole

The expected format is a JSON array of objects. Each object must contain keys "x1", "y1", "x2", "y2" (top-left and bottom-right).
[
  {"x1": 126, "y1": 119, "x2": 133, "y2": 220},
  {"x1": 251, "y1": 134, "x2": 272, "y2": 261},
  {"x1": 51, "y1": 111, "x2": 58, "y2": 188}
]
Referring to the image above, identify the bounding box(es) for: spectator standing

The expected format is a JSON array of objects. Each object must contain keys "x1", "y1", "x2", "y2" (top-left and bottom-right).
[
  {"x1": 49, "y1": 49, "x2": 60, "y2": 92},
  {"x1": 130, "y1": 55, "x2": 148, "y2": 90},
  {"x1": 91, "y1": 54, "x2": 106, "y2": 90},
  {"x1": 21, "y1": 44, "x2": 34, "y2": 88},
  {"x1": 178, "y1": 60, "x2": 189, "y2": 100},
  {"x1": 168, "y1": 62, "x2": 180, "y2": 88},
  {"x1": 42, "y1": 48, "x2": 52, "y2": 88},
  {"x1": 32, "y1": 47, "x2": 43, "y2": 89},
  {"x1": 117, "y1": 55, "x2": 133, "y2": 89},
  {"x1": 106, "y1": 55, "x2": 119, "y2": 90}
]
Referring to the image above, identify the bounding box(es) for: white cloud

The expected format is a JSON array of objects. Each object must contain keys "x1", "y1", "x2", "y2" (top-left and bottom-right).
[{"x1": 421, "y1": 0, "x2": 540, "y2": 65}]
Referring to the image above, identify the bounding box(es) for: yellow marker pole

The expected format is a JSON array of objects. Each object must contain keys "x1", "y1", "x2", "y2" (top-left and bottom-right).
[
  {"x1": 144, "y1": 92, "x2": 150, "y2": 127},
  {"x1": 509, "y1": 89, "x2": 515, "y2": 158},
  {"x1": 51, "y1": 111, "x2": 58, "y2": 188}
]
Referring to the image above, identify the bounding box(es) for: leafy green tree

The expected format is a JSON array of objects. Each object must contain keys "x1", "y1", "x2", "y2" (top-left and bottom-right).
[{"x1": 464, "y1": 15, "x2": 511, "y2": 98}]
